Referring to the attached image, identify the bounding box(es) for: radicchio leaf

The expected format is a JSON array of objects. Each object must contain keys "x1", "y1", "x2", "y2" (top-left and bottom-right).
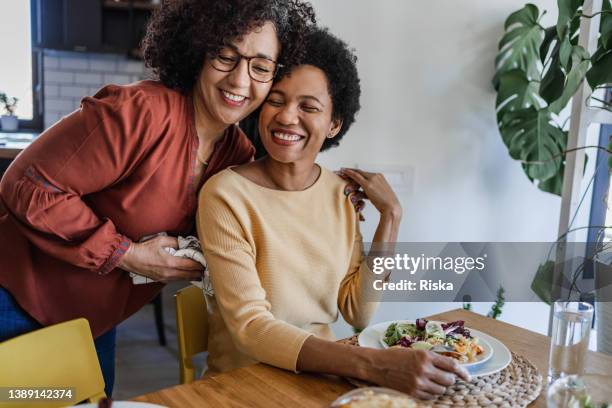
[
  {"x1": 441, "y1": 320, "x2": 464, "y2": 333},
  {"x1": 459, "y1": 328, "x2": 472, "y2": 338},
  {"x1": 441, "y1": 320, "x2": 472, "y2": 338},
  {"x1": 415, "y1": 318, "x2": 428, "y2": 331},
  {"x1": 399, "y1": 337, "x2": 414, "y2": 348}
]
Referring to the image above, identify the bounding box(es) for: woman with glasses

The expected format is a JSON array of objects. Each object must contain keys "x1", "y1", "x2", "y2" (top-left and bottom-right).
[
  {"x1": 197, "y1": 27, "x2": 470, "y2": 399},
  {"x1": 0, "y1": 0, "x2": 314, "y2": 396}
]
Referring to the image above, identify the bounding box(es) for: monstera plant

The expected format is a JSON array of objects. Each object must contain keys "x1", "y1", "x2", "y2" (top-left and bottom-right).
[{"x1": 493, "y1": 0, "x2": 612, "y2": 196}]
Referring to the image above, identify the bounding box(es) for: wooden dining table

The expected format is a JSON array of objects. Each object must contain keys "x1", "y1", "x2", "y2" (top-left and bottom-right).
[{"x1": 133, "y1": 308, "x2": 612, "y2": 407}]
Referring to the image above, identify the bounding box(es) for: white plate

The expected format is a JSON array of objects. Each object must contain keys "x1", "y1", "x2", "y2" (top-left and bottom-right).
[
  {"x1": 359, "y1": 320, "x2": 512, "y2": 377},
  {"x1": 375, "y1": 320, "x2": 493, "y2": 368},
  {"x1": 72, "y1": 402, "x2": 166, "y2": 408}
]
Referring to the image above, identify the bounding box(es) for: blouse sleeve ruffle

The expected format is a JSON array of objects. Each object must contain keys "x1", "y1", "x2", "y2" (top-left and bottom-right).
[{"x1": 3, "y1": 165, "x2": 132, "y2": 273}]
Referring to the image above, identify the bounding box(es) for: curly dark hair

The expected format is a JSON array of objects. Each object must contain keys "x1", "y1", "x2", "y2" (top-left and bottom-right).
[
  {"x1": 279, "y1": 27, "x2": 361, "y2": 151},
  {"x1": 143, "y1": 0, "x2": 316, "y2": 94}
]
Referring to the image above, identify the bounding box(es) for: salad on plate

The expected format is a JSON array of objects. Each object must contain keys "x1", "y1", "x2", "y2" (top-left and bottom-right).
[{"x1": 382, "y1": 318, "x2": 486, "y2": 364}]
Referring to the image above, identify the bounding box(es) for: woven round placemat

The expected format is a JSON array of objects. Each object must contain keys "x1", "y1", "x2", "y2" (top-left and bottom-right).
[{"x1": 337, "y1": 335, "x2": 542, "y2": 407}]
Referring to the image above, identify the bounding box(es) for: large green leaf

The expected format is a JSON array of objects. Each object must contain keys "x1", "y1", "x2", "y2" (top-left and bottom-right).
[
  {"x1": 538, "y1": 162, "x2": 565, "y2": 195},
  {"x1": 540, "y1": 26, "x2": 558, "y2": 64},
  {"x1": 586, "y1": 48, "x2": 612, "y2": 88},
  {"x1": 493, "y1": 4, "x2": 544, "y2": 88},
  {"x1": 571, "y1": 44, "x2": 590, "y2": 64},
  {"x1": 549, "y1": 58, "x2": 590, "y2": 114},
  {"x1": 496, "y1": 69, "x2": 541, "y2": 123},
  {"x1": 559, "y1": 35, "x2": 572, "y2": 70},
  {"x1": 557, "y1": 0, "x2": 583, "y2": 39},
  {"x1": 501, "y1": 108, "x2": 566, "y2": 180},
  {"x1": 601, "y1": 0, "x2": 612, "y2": 49},
  {"x1": 540, "y1": 55, "x2": 565, "y2": 103},
  {"x1": 531, "y1": 261, "x2": 555, "y2": 304},
  {"x1": 560, "y1": 34, "x2": 588, "y2": 72}
]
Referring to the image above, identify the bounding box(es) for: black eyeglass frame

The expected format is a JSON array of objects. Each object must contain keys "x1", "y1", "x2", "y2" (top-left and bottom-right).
[{"x1": 207, "y1": 48, "x2": 284, "y2": 83}]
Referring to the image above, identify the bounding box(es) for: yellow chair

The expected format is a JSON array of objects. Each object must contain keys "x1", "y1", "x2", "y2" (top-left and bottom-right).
[
  {"x1": 0, "y1": 318, "x2": 105, "y2": 408},
  {"x1": 175, "y1": 285, "x2": 208, "y2": 384}
]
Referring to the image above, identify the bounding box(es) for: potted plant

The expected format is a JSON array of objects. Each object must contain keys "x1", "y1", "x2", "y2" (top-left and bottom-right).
[
  {"x1": 0, "y1": 92, "x2": 19, "y2": 131},
  {"x1": 493, "y1": 1, "x2": 611, "y2": 195},
  {"x1": 493, "y1": 0, "x2": 612, "y2": 355}
]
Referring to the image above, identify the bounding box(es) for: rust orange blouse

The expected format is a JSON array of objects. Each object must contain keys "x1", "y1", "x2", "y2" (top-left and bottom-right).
[{"x1": 0, "y1": 81, "x2": 254, "y2": 337}]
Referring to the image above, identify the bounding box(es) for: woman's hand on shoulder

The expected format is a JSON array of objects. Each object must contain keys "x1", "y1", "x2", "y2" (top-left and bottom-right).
[
  {"x1": 119, "y1": 235, "x2": 204, "y2": 283},
  {"x1": 365, "y1": 348, "x2": 470, "y2": 400},
  {"x1": 338, "y1": 168, "x2": 402, "y2": 220},
  {"x1": 338, "y1": 175, "x2": 366, "y2": 220}
]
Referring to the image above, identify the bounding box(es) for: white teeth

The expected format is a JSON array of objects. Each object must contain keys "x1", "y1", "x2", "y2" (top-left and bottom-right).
[
  {"x1": 274, "y1": 132, "x2": 302, "y2": 141},
  {"x1": 222, "y1": 90, "x2": 246, "y2": 102}
]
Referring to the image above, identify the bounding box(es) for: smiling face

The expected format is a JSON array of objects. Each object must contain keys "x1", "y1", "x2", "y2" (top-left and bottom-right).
[
  {"x1": 258, "y1": 64, "x2": 342, "y2": 166},
  {"x1": 196, "y1": 21, "x2": 280, "y2": 127}
]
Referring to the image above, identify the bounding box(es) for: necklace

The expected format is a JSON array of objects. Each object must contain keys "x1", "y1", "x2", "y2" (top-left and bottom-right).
[{"x1": 261, "y1": 161, "x2": 321, "y2": 191}]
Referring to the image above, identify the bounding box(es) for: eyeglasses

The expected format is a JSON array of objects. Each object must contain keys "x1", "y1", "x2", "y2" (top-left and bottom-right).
[{"x1": 208, "y1": 47, "x2": 282, "y2": 83}]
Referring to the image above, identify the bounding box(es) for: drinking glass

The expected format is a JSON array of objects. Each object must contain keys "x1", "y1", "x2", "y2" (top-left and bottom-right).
[
  {"x1": 548, "y1": 301, "x2": 594, "y2": 383},
  {"x1": 547, "y1": 374, "x2": 612, "y2": 407}
]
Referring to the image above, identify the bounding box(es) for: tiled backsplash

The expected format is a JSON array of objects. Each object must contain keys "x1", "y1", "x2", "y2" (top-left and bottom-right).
[{"x1": 43, "y1": 50, "x2": 151, "y2": 129}]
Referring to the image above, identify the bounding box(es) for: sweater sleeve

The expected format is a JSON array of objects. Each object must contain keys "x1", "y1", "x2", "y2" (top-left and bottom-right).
[
  {"x1": 337, "y1": 219, "x2": 381, "y2": 329},
  {"x1": 197, "y1": 185, "x2": 312, "y2": 372},
  {"x1": 0, "y1": 85, "x2": 160, "y2": 274}
]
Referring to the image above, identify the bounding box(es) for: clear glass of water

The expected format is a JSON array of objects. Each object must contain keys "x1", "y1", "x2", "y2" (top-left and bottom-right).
[
  {"x1": 547, "y1": 374, "x2": 612, "y2": 407},
  {"x1": 548, "y1": 301, "x2": 594, "y2": 383}
]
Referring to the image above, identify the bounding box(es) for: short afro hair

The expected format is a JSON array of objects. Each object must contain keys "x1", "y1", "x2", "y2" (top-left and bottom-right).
[
  {"x1": 143, "y1": 0, "x2": 316, "y2": 94},
  {"x1": 279, "y1": 27, "x2": 361, "y2": 151}
]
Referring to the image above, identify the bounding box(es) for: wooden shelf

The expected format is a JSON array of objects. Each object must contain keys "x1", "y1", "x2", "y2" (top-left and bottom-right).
[{"x1": 103, "y1": 1, "x2": 158, "y2": 11}]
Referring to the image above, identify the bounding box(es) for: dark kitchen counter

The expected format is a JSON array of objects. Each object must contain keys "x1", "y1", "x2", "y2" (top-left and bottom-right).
[{"x1": 0, "y1": 132, "x2": 38, "y2": 160}]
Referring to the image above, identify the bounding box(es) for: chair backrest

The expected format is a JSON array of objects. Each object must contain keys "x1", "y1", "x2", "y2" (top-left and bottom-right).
[
  {"x1": 175, "y1": 285, "x2": 208, "y2": 384},
  {"x1": 0, "y1": 318, "x2": 105, "y2": 408}
]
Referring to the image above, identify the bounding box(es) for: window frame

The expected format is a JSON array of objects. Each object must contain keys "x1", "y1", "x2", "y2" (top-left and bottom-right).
[
  {"x1": 16, "y1": 50, "x2": 43, "y2": 131},
  {"x1": 7, "y1": 0, "x2": 43, "y2": 132},
  {"x1": 585, "y1": 89, "x2": 612, "y2": 279}
]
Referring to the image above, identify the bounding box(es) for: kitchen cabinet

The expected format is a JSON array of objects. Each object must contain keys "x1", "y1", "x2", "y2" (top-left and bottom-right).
[
  {"x1": 102, "y1": 1, "x2": 156, "y2": 58},
  {"x1": 33, "y1": 0, "x2": 102, "y2": 51},
  {"x1": 32, "y1": 0, "x2": 157, "y2": 57}
]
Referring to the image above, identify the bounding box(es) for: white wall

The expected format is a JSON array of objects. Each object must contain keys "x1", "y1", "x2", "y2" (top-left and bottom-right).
[{"x1": 305, "y1": 0, "x2": 563, "y2": 336}]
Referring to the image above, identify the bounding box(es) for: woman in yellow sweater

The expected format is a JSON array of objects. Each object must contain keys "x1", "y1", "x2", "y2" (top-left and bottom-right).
[{"x1": 197, "y1": 28, "x2": 470, "y2": 399}]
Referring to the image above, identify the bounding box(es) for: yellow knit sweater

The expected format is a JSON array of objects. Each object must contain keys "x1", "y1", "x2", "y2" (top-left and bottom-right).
[{"x1": 196, "y1": 167, "x2": 379, "y2": 374}]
